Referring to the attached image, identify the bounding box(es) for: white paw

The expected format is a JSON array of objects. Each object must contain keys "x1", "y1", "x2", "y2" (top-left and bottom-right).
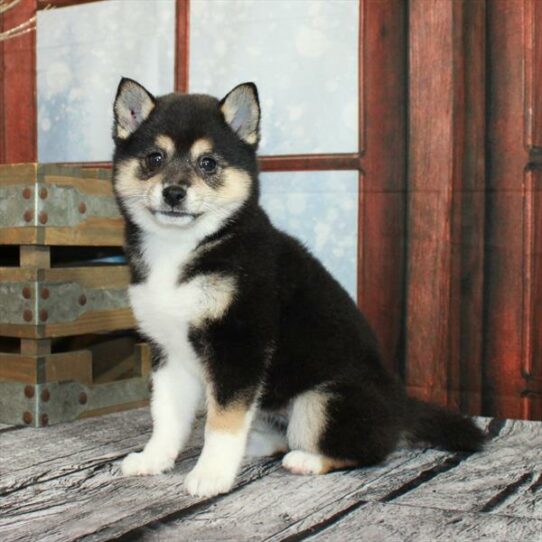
[
  {"x1": 282, "y1": 450, "x2": 325, "y2": 475},
  {"x1": 184, "y1": 463, "x2": 236, "y2": 497},
  {"x1": 121, "y1": 451, "x2": 175, "y2": 476}
]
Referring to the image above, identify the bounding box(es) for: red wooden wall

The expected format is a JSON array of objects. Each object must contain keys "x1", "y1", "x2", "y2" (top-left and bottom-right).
[{"x1": 1, "y1": 0, "x2": 541, "y2": 420}]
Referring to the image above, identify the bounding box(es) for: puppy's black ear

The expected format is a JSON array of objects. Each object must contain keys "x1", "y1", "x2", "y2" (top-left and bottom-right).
[
  {"x1": 113, "y1": 78, "x2": 156, "y2": 140},
  {"x1": 219, "y1": 83, "x2": 260, "y2": 147}
]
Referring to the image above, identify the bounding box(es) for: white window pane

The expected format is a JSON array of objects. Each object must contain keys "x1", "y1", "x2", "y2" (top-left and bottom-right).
[
  {"x1": 260, "y1": 171, "x2": 358, "y2": 300},
  {"x1": 190, "y1": 0, "x2": 359, "y2": 155},
  {"x1": 37, "y1": 0, "x2": 175, "y2": 163}
]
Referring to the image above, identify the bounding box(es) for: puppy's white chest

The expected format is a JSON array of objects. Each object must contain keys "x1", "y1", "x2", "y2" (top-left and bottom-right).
[
  {"x1": 129, "y1": 236, "x2": 236, "y2": 361},
  {"x1": 130, "y1": 269, "x2": 200, "y2": 350}
]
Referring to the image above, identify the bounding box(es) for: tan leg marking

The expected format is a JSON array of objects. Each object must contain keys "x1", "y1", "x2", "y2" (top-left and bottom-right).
[
  {"x1": 207, "y1": 397, "x2": 249, "y2": 434},
  {"x1": 282, "y1": 450, "x2": 357, "y2": 475},
  {"x1": 320, "y1": 457, "x2": 358, "y2": 474}
]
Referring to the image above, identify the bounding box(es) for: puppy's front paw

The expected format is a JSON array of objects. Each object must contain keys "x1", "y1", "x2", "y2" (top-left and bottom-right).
[
  {"x1": 184, "y1": 464, "x2": 235, "y2": 497},
  {"x1": 121, "y1": 451, "x2": 175, "y2": 476}
]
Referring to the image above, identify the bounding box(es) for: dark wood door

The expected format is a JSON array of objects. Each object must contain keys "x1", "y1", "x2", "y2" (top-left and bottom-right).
[{"x1": 404, "y1": 0, "x2": 542, "y2": 420}]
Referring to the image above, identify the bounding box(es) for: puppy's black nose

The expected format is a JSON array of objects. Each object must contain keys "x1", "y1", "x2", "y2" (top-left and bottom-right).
[{"x1": 162, "y1": 185, "x2": 186, "y2": 207}]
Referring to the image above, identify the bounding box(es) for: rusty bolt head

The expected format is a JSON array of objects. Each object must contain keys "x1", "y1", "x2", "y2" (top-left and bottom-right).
[
  {"x1": 39, "y1": 309, "x2": 48, "y2": 322},
  {"x1": 78, "y1": 392, "x2": 88, "y2": 405},
  {"x1": 40, "y1": 414, "x2": 49, "y2": 426},
  {"x1": 23, "y1": 209, "x2": 34, "y2": 223},
  {"x1": 38, "y1": 211, "x2": 48, "y2": 225},
  {"x1": 22, "y1": 287, "x2": 32, "y2": 299},
  {"x1": 78, "y1": 202, "x2": 87, "y2": 214},
  {"x1": 24, "y1": 385, "x2": 35, "y2": 398},
  {"x1": 23, "y1": 411, "x2": 33, "y2": 424},
  {"x1": 39, "y1": 187, "x2": 48, "y2": 199},
  {"x1": 41, "y1": 388, "x2": 50, "y2": 402},
  {"x1": 78, "y1": 294, "x2": 87, "y2": 306},
  {"x1": 41, "y1": 288, "x2": 50, "y2": 300},
  {"x1": 22, "y1": 187, "x2": 32, "y2": 199},
  {"x1": 23, "y1": 309, "x2": 33, "y2": 322}
]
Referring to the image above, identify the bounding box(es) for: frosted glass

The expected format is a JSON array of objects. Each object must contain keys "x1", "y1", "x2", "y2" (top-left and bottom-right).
[
  {"x1": 37, "y1": 0, "x2": 175, "y2": 163},
  {"x1": 260, "y1": 171, "x2": 358, "y2": 300},
  {"x1": 190, "y1": 0, "x2": 359, "y2": 155}
]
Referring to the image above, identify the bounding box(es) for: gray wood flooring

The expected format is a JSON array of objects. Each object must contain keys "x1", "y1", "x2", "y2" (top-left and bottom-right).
[{"x1": 1, "y1": 410, "x2": 542, "y2": 541}]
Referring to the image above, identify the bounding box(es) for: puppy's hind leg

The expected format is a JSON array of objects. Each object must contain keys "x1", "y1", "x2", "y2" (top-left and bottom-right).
[
  {"x1": 246, "y1": 412, "x2": 288, "y2": 458},
  {"x1": 282, "y1": 389, "x2": 356, "y2": 475},
  {"x1": 122, "y1": 357, "x2": 202, "y2": 476},
  {"x1": 283, "y1": 385, "x2": 399, "y2": 475}
]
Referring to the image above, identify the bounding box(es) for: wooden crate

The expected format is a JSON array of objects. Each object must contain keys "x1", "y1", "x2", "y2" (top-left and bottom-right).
[
  {"x1": 0, "y1": 163, "x2": 124, "y2": 246},
  {"x1": 0, "y1": 163, "x2": 150, "y2": 427}
]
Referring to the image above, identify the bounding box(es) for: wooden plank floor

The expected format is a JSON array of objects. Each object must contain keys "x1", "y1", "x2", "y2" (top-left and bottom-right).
[{"x1": 2, "y1": 410, "x2": 542, "y2": 541}]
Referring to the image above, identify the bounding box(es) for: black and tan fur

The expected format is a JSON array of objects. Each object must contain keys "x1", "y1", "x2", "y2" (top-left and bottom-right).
[{"x1": 112, "y1": 78, "x2": 485, "y2": 497}]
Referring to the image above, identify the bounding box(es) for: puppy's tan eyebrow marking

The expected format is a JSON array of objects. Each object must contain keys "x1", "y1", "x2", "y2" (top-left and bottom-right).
[
  {"x1": 154, "y1": 134, "x2": 175, "y2": 155},
  {"x1": 190, "y1": 137, "x2": 213, "y2": 160}
]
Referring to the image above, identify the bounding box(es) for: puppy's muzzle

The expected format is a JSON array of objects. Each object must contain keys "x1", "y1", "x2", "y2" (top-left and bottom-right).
[{"x1": 162, "y1": 185, "x2": 186, "y2": 207}]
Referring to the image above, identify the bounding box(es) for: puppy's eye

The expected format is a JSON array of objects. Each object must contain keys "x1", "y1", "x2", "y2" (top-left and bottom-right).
[
  {"x1": 199, "y1": 156, "x2": 217, "y2": 174},
  {"x1": 145, "y1": 152, "x2": 164, "y2": 172}
]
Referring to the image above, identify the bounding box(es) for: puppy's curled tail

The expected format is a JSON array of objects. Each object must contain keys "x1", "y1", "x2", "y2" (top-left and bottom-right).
[{"x1": 405, "y1": 398, "x2": 486, "y2": 452}]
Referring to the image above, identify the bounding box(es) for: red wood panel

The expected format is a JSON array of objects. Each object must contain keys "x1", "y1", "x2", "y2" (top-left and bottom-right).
[
  {"x1": 525, "y1": 0, "x2": 542, "y2": 150},
  {"x1": 0, "y1": 0, "x2": 37, "y2": 163},
  {"x1": 405, "y1": 0, "x2": 457, "y2": 406},
  {"x1": 71, "y1": 154, "x2": 361, "y2": 172},
  {"x1": 175, "y1": 0, "x2": 190, "y2": 93},
  {"x1": 405, "y1": 0, "x2": 486, "y2": 412},
  {"x1": 453, "y1": 0, "x2": 485, "y2": 416},
  {"x1": 485, "y1": 0, "x2": 537, "y2": 419},
  {"x1": 37, "y1": 0, "x2": 103, "y2": 8},
  {"x1": 357, "y1": 0, "x2": 406, "y2": 374},
  {"x1": 260, "y1": 153, "x2": 359, "y2": 172}
]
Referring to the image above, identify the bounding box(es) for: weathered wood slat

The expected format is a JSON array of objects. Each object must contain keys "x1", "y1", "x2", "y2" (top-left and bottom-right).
[
  {"x1": 0, "y1": 447, "x2": 275, "y2": 542},
  {"x1": 306, "y1": 502, "x2": 542, "y2": 542},
  {"x1": 136, "y1": 448, "x2": 454, "y2": 542},
  {"x1": 393, "y1": 419, "x2": 542, "y2": 513},
  {"x1": 0, "y1": 409, "x2": 153, "y2": 490},
  {"x1": 0, "y1": 412, "x2": 531, "y2": 542},
  {"x1": 114, "y1": 417, "x2": 492, "y2": 541},
  {"x1": 0, "y1": 409, "x2": 276, "y2": 542}
]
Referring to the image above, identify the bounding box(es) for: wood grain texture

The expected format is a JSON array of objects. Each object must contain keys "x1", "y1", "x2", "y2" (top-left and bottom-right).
[
  {"x1": 61, "y1": 154, "x2": 363, "y2": 172},
  {"x1": 0, "y1": 1, "x2": 37, "y2": 164},
  {"x1": 0, "y1": 265, "x2": 133, "y2": 339},
  {"x1": 143, "y1": 449, "x2": 454, "y2": 542},
  {"x1": 7, "y1": 411, "x2": 542, "y2": 542},
  {"x1": 406, "y1": 0, "x2": 457, "y2": 405},
  {"x1": 484, "y1": 0, "x2": 534, "y2": 418},
  {"x1": 19, "y1": 246, "x2": 51, "y2": 268},
  {"x1": 0, "y1": 164, "x2": 124, "y2": 246},
  {"x1": 37, "y1": 0, "x2": 104, "y2": 8},
  {"x1": 525, "y1": 0, "x2": 542, "y2": 150},
  {"x1": 308, "y1": 502, "x2": 542, "y2": 542},
  {"x1": 0, "y1": 350, "x2": 92, "y2": 384},
  {"x1": 405, "y1": 0, "x2": 485, "y2": 413},
  {"x1": 357, "y1": 0, "x2": 406, "y2": 374},
  {"x1": 175, "y1": 0, "x2": 190, "y2": 93},
  {"x1": 395, "y1": 419, "x2": 542, "y2": 513},
  {"x1": 452, "y1": 0, "x2": 486, "y2": 416}
]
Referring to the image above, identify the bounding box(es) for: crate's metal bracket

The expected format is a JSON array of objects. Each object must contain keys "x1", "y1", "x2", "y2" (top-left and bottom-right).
[
  {"x1": 0, "y1": 281, "x2": 129, "y2": 325},
  {"x1": 0, "y1": 182, "x2": 120, "y2": 229},
  {"x1": 0, "y1": 376, "x2": 150, "y2": 427}
]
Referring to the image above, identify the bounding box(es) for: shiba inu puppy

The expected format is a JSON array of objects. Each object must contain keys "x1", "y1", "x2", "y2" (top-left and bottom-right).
[{"x1": 112, "y1": 78, "x2": 485, "y2": 498}]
